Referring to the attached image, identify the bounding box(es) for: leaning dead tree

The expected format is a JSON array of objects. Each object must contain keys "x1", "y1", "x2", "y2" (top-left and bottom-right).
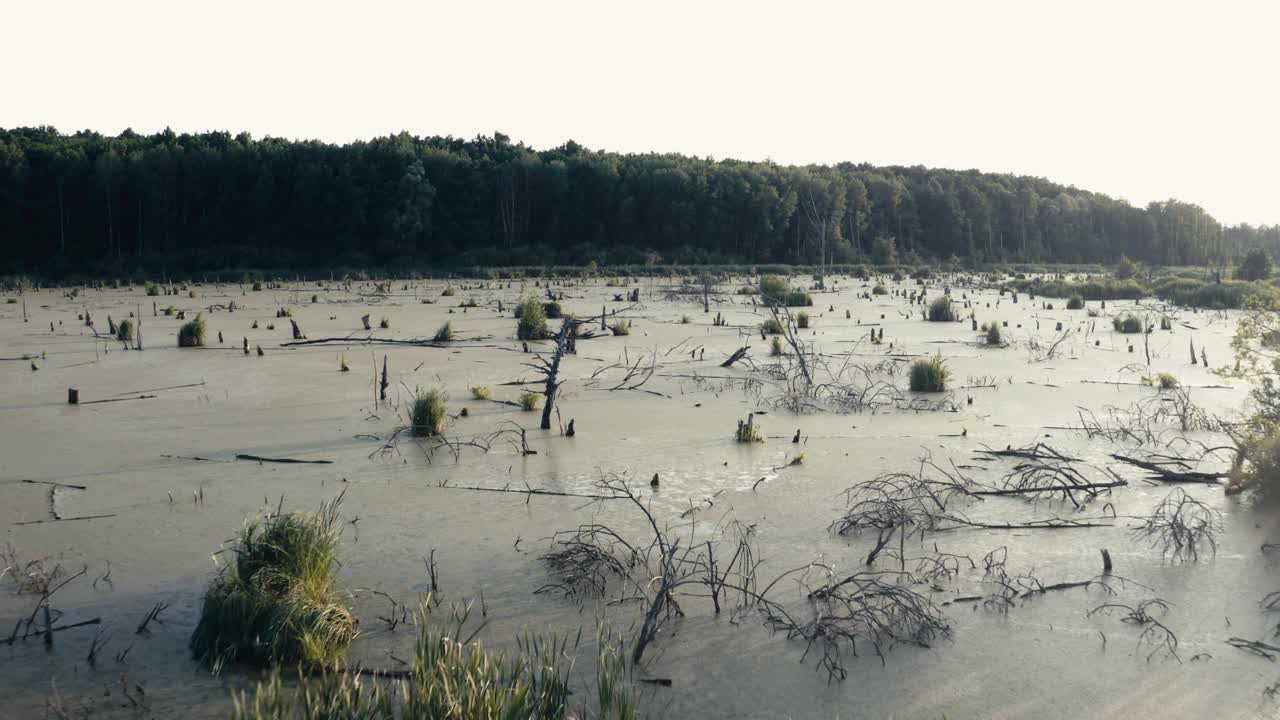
[{"x1": 970, "y1": 462, "x2": 1125, "y2": 509}]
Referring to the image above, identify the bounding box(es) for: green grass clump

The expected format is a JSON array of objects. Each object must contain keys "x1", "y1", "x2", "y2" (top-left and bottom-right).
[
  {"x1": 1066, "y1": 294, "x2": 1085, "y2": 310},
  {"x1": 983, "y1": 322, "x2": 1002, "y2": 346},
  {"x1": 519, "y1": 390, "x2": 542, "y2": 412},
  {"x1": 1160, "y1": 315, "x2": 1173, "y2": 330},
  {"x1": 379, "y1": 317, "x2": 391, "y2": 329},
  {"x1": 190, "y1": 496, "x2": 355, "y2": 674},
  {"x1": 178, "y1": 314, "x2": 207, "y2": 347},
  {"x1": 759, "y1": 275, "x2": 811, "y2": 306},
  {"x1": 735, "y1": 415, "x2": 763, "y2": 443},
  {"x1": 609, "y1": 319, "x2": 631, "y2": 336},
  {"x1": 145, "y1": 282, "x2": 160, "y2": 296},
  {"x1": 927, "y1": 297, "x2": 956, "y2": 322},
  {"x1": 909, "y1": 353, "x2": 950, "y2": 392},
  {"x1": 163, "y1": 304, "x2": 177, "y2": 316},
  {"x1": 252, "y1": 282, "x2": 264, "y2": 292},
  {"x1": 441, "y1": 286, "x2": 456, "y2": 296},
  {"x1": 470, "y1": 384, "x2": 493, "y2": 400},
  {"x1": 517, "y1": 296, "x2": 547, "y2": 341},
  {"x1": 116, "y1": 318, "x2": 135, "y2": 342},
  {"x1": 1113, "y1": 314, "x2": 1144, "y2": 334},
  {"x1": 231, "y1": 607, "x2": 636, "y2": 720},
  {"x1": 770, "y1": 336, "x2": 784, "y2": 356},
  {"x1": 433, "y1": 321, "x2": 454, "y2": 342},
  {"x1": 543, "y1": 301, "x2": 563, "y2": 319},
  {"x1": 680, "y1": 315, "x2": 692, "y2": 324},
  {"x1": 1156, "y1": 372, "x2": 1179, "y2": 390},
  {"x1": 410, "y1": 389, "x2": 448, "y2": 437},
  {"x1": 795, "y1": 311, "x2": 810, "y2": 329},
  {"x1": 736, "y1": 285, "x2": 757, "y2": 295},
  {"x1": 872, "y1": 283, "x2": 888, "y2": 295},
  {"x1": 761, "y1": 317, "x2": 784, "y2": 335}
]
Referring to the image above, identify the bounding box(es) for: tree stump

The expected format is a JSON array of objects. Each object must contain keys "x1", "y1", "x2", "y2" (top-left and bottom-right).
[{"x1": 68, "y1": 388, "x2": 79, "y2": 405}]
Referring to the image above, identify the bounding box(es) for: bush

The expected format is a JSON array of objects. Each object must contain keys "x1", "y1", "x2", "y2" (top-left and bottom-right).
[
  {"x1": 379, "y1": 317, "x2": 391, "y2": 329},
  {"x1": 761, "y1": 317, "x2": 784, "y2": 335},
  {"x1": 441, "y1": 286, "x2": 456, "y2": 296},
  {"x1": 759, "y1": 274, "x2": 790, "y2": 303},
  {"x1": 433, "y1": 321, "x2": 454, "y2": 342},
  {"x1": 909, "y1": 353, "x2": 949, "y2": 392},
  {"x1": 470, "y1": 384, "x2": 492, "y2": 400},
  {"x1": 1113, "y1": 314, "x2": 1144, "y2": 334},
  {"x1": 1237, "y1": 248, "x2": 1273, "y2": 281},
  {"x1": 145, "y1": 282, "x2": 160, "y2": 296},
  {"x1": 1153, "y1": 277, "x2": 1279, "y2": 309},
  {"x1": 735, "y1": 414, "x2": 763, "y2": 443},
  {"x1": 1156, "y1": 372, "x2": 1179, "y2": 390},
  {"x1": 1116, "y1": 255, "x2": 1138, "y2": 280},
  {"x1": 609, "y1": 319, "x2": 631, "y2": 336},
  {"x1": 116, "y1": 318, "x2": 134, "y2": 343},
  {"x1": 178, "y1": 314, "x2": 207, "y2": 347},
  {"x1": 927, "y1": 297, "x2": 956, "y2": 322},
  {"x1": 770, "y1": 335, "x2": 784, "y2": 356},
  {"x1": 252, "y1": 281, "x2": 264, "y2": 291},
  {"x1": 517, "y1": 296, "x2": 547, "y2": 340},
  {"x1": 1066, "y1": 294, "x2": 1085, "y2": 310},
  {"x1": 680, "y1": 315, "x2": 692, "y2": 324},
  {"x1": 518, "y1": 390, "x2": 542, "y2": 412},
  {"x1": 163, "y1": 304, "x2": 177, "y2": 316},
  {"x1": 795, "y1": 311, "x2": 810, "y2": 329},
  {"x1": 190, "y1": 496, "x2": 355, "y2": 674},
  {"x1": 872, "y1": 283, "x2": 888, "y2": 295},
  {"x1": 543, "y1": 301, "x2": 563, "y2": 319},
  {"x1": 410, "y1": 389, "x2": 448, "y2": 437}
]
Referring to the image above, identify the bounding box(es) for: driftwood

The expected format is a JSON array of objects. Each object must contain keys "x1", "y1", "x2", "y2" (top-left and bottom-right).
[
  {"x1": 235, "y1": 454, "x2": 334, "y2": 465},
  {"x1": 15, "y1": 514, "x2": 116, "y2": 525},
  {"x1": 1110, "y1": 454, "x2": 1226, "y2": 484},
  {"x1": 721, "y1": 346, "x2": 750, "y2": 367}
]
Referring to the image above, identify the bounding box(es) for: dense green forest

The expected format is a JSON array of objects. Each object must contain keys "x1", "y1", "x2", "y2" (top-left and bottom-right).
[{"x1": 1, "y1": 126, "x2": 1277, "y2": 276}]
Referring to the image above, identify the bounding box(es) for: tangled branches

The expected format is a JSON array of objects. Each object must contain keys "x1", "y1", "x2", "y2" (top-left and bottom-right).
[
  {"x1": 972, "y1": 462, "x2": 1124, "y2": 508},
  {"x1": 1131, "y1": 488, "x2": 1221, "y2": 561},
  {"x1": 762, "y1": 566, "x2": 950, "y2": 681},
  {"x1": 1088, "y1": 598, "x2": 1181, "y2": 662}
]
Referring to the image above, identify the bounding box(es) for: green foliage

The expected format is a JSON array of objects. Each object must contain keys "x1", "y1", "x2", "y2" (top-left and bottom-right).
[
  {"x1": 516, "y1": 296, "x2": 547, "y2": 340},
  {"x1": 795, "y1": 311, "x2": 810, "y2": 329},
  {"x1": 252, "y1": 282, "x2": 264, "y2": 292},
  {"x1": 871, "y1": 283, "x2": 888, "y2": 295},
  {"x1": 178, "y1": 314, "x2": 206, "y2": 347},
  {"x1": 759, "y1": 275, "x2": 790, "y2": 304},
  {"x1": 433, "y1": 321, "x2": 454, "y2": 342},
  {"x1": 735, "y1": 415, "x2": 763, "y2": 443},
  {"x1": 190, "y1": 496, "x2": 355, "y2": 674},
  {"x1": 163, "y1": 304, "x2": 177, "y2": 316},
  {"x1": 1156, "y1": 372, "x2": 1179, "y2": 390},
  {"x1": 441, "y1": 286, "x2": 456, "y2": 296},
  {"x1": 410, "y1": 389, "x2": 447, "y2": 437},
  {"x1": 232, "y1": 608, "x2": 637, "y2": 720},
  {"x1": 1012, "y1": 277, "x2": 1146, "y2": 301},
  {"x1": 379, "y1": 316, "x2": 390, "y2": 329},
  {"x1": 1113, "y1": 314, "x2": 1144, "y2": 333},
  {"x1": 116, "y1": 318, "x2": 134, "y2": 342},
  {"x1": 543, "y1": 301, "x2": 563, "y2": 319},
  {"x1": 871, "y1": 236, "x2": 897, "y2": 265},
  {"x1": 926, "y1": 297, "x2": 956, "y2": 322},
  {"x1": 518, "y1": 390, "x2": 542, "y2": 412},
  {"x1": 470, "y1": 384, "x2": 492, "y2": 400},
  {"x1": 1153, "y1": 277, "x2": 1280, "y2": 309},
  {"x1": 1066, "y1": 294, "x2": 1085, "y2": 310},
  {"x1": 145, "y1": 282, "x2": 160, "y2": 296},
  {"x1": 909, "y1": 353, "x2": 949, "y2": 392},
  {"x1": 761, "y1": 317, "x2": 784, "y2": 335},
  {"x1": 1237, "y1": 248, "x2": 1274, "y2": 281},
  {"x1": 1116, "y1": 255, "x2": 1138, "y2": 279},
  {"x1": 770, "y1": 335, "x2": 784, "y2": 356}
]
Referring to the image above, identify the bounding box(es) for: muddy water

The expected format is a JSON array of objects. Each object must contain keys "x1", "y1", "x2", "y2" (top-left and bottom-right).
[{"x1": 2, "y1": 276, "x2": 1277, "y2": 719}]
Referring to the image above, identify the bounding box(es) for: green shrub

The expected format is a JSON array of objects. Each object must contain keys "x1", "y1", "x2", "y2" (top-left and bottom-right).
[
  {"x1": 759, "y1": 275, "x2": 790, "y2": 303},
  {"x1": 410, "y1": 389, "x2": 448, "y2": 437},
  {"x1": 517, "y1": 296, "x2": 547, "y2": 340},
  {"x1": 379, "y1": 317, "x2": 390, "y2": 329},
  {"x1": 145, "y1": 282, "x2": 160, "y2": 296},
  {"x1": 761, "y1": 317, "x2": 784, "y2": 335},
  {"x1": 1113, "y1": 314, "x2": 1144, "y2": 334},
  {"x1": 190, "y1": 496, "x2": 355, "y2": 674},
  {"x1": 441, "y1": 286, "x2": 456, "y2": 297},
  {"x1": 433, "y1": 321, "x2": 454, "y2": 342},
  {"x1": 872, "y1": 283, "x2": 888, "y2": 295},
  {"x1": 1116, "y1": 255, "x2": 1138, "y2": 280},
  {"x1": 795, "y1": 311, "x2": 810, "y2": 329},
  {"x1": 609, "y1": 319, "x2": 631, "y2": 336},
  {"x1": 736, "y1": 285, "x2": 757, "y2": 295},
  {"x1": 163, "y1": 304, "x2": 177, "y2": 316},
  {"x1": 116, "y1": 318, "x2": 135, "y2": 343},
  {"x1": 770, "y1": 335, "x2": 784, "y2": 356},
  {"x1": 519, "y1": 391, "x2": 542, "y2": 412},
  {"x1": 252, "y1": 281, "x2": 264, "y2": 291},
  {"x1": 1066, "y1": 294, "x2": 1085, "y2": 310},
  {"x1": 470, "y1": 384, "x2": 493, "y2": 400},
  {"x1": 1237, "y1": 248, "x2": 1273, "y2": 281},
  {"x1": 927, "y1": 297, "x2": 956, "y2": 322},
  {"x1": 1156, "y1": 372, "x2": 1179, "y2": 390},
  {"x1": 1153, "y1": 277, "x2": 1279, "y2": 309},
  {"x1": 909, "y1": 353, "x2": 949, "y2": 392},
  {"x1": 543, "y1": 301, "x2": 563, "y2": 319},
  {"x1": 680, "y1": 314, "x2": 692, "y2": 324},
  {"x1": 178, "y1": 314, "x2": 207, "y2": 347}
]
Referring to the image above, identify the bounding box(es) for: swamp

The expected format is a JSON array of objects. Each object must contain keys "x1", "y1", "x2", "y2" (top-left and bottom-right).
[{"x1": 3, "y1": 269, "x2": 1280, "y2": 719}]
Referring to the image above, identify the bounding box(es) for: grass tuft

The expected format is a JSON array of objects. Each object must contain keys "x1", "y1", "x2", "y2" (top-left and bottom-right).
[
  {"x1": 519, "y1": 391, "x2": 542, "y2": 412},
  {"x1": 410, "y1": 389, "x2": 448, "y2": 437},
  {"x1": 190, "y1": 495, "x2": 355, "y2": 675},
  {"x1": 470, "y1": 384, "x2": 493, "y2": 400},
  {"x1": 517, "y1": 296, "x2": 547, "y2": 341},
  {"x1": 1113, "y1": 314, "x2": 1145, "y2": 334},
  {"x1": 761, "y1": 317, "x2": 784, "y2": 335},
  {"x1": 609, "y1": 319, "x2": 631, "y2": 336},
  {"x1": 178, "y1": 314, "x2": 207, "y2": 347},
  {"x1": 909, "y1": 353, "x2": 949, "y2": 392},
  {"x1": 1066, "y1": 294, "x2": 1085, "y2": 310},
  {"x1": 926, "y1": 297, "x2": 956, "y2": 322},
  {"x1": 116, "y1": 318, "x2": 135, "y2": 343},
  {"x1": 433, "y1": 321, "x2": 454, "y2": 342},
  {"x1": 795, "y1": 311, "x2": 811, "y2": 329}
]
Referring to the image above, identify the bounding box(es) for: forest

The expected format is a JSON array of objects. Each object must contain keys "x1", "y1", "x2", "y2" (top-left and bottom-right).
[{"x1": 1, "y1": 126, "x2": 1277, "y2": 276}]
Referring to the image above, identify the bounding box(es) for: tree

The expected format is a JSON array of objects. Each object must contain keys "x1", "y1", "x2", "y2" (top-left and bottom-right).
[
  {"x1": 1237, "y1": 248, "x2": 1273, "y2": 281},
  {"x1": 871, "y1": 235, "x2": 897, "y2": 265}
]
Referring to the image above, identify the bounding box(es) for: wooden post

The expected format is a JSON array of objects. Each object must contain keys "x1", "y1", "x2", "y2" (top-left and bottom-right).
[
  {"x1": 68, "y1": 388, "x2": 79, "y2": 405},
  {"x1": 362, "y1": 314, "x2": 371, "y2": 331},
  {"x1": 380, "y1": 355, "x2": 388, "y2": 401}
]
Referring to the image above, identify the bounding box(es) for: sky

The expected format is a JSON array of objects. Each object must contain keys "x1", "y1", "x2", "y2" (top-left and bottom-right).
[{"x1": 4, "y1": 0, "x2": 1277, "y2": 226}]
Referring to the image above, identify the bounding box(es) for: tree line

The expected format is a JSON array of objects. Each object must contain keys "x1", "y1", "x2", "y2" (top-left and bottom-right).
[{"x1": 1, "y1": 126, "x2": 1277, "y2": 276}]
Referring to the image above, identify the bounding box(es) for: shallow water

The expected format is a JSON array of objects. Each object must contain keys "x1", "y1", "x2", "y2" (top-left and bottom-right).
[{"x1": 2, "y1": 276, "x2": 1277, "y2": 719}]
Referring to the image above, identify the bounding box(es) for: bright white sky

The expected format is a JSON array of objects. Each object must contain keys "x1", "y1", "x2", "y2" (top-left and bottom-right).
[{"x1": 5, "y1": 0, "x2": 1277, "y2": 226}]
